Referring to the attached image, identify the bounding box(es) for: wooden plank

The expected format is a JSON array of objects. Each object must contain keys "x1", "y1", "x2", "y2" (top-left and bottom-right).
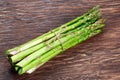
[{"x1": 0, "y1": 0, "x2": 120, "y2": 80}]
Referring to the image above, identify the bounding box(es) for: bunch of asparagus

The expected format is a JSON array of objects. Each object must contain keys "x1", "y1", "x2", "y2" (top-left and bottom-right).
[{"x1": 5, "y1": 6, "x2": 105, "y2": 75}]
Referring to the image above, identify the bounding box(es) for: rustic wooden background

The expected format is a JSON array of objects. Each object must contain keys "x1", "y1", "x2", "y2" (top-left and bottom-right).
[{"x1": 0, "y1": 0, "x2": 120, "y2": 80}]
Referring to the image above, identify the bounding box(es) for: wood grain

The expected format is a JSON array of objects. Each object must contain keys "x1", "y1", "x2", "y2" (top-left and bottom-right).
[{"x1": 0, "y1": 0, "x2": 120, "y2": 80}]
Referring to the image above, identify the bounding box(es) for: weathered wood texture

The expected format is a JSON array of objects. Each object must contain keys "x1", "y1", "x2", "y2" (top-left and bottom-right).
[{"x1": 0, "y1": 0, "x2": 120, "y2": 80}]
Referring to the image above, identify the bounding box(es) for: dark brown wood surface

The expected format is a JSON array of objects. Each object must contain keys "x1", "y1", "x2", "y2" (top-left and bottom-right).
[{"x1": 0, "y1": 0, "x2": 120, "y2": 80}]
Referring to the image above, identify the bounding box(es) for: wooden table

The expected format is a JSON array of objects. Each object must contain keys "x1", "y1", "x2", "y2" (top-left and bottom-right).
[{"x1": 0, "y1": 0, "x2": 120, "y2": 80}]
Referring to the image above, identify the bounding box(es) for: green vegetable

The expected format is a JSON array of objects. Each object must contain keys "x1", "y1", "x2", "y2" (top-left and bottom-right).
[{"x1": 5, "y1": 5, "x2": 105, "y2": 75}]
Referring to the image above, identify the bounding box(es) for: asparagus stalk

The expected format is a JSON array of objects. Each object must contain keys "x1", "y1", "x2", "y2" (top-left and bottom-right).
[
  {"x1": 15, "y1": 16, "x2": 102, "y2": 69},
  {"x1": 15, "y1": 28, "x2": 88, "y2": 67},
  {"x1": 9, "y1": 36, "x2": 57, "y2": 63},
  {"x1": 26, "y1": 30, "x2": 102, "y2": 74},
  {"x1": 5, "y1": 5, "x2": 105, "y2": 75},
  {"x1": 26, "y1": 27, "x2": 103, "y2": 74},
  {"x1": 5, "y1": 6, "x2": 99, "y2": 56},
  {"x1": 16, "y1": 19, "x2": 104, "y2": 72},
  {"x1": 18, "y1": 18, "x2": 105, "y2": 74},
  {"x1": 10, "y1": 11, "x2": 101, "y2": 64},
  {"x1": 17, "y1": 28, "x2": 102, "y2": 75}
]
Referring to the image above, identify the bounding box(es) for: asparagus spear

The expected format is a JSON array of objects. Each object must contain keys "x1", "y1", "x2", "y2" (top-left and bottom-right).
[
  {"x1": 9, "y1": 10, "x2": 101, "y2": 64},
  {"x1": 17, "y1": 28, "x2": 102, "y2": 75},
  {"x1": 15, "y1": 19, "x2": 104, "y2": 71},
  {"x1": 5, "y1": 5, "x2": 105, "y2": 75},
  {"x1": 26, "y1": 30, "x2": 102, "y2": 74},
  {"x1": 15, "y1": 17, "x2": 102, "y2": 69},
  {"x1": 17, "y1": 18, "x2": 105, "y2": 74},
  {"x1": 15, "y1": 28, "x2": 88, "y2": 67},
  {"x1": 5, "y1": 6, "x2": 99, "y2": 56}
]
